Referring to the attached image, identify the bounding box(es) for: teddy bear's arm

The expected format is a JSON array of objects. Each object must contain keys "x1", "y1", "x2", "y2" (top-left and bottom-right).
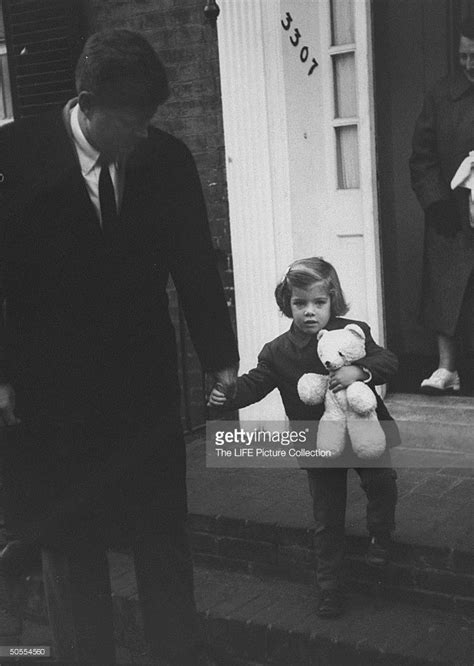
[{"x1": 297, "y1": 373, "x2": 329, "y2": 405}]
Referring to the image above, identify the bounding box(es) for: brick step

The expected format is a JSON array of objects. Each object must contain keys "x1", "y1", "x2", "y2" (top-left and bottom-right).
[
  {"x1": 188, "y1": 514, "x2": 474, "y2": 616},
  {"x1": 21, "y1": 561, "x2": 472, "y2": 665},
  {"x1": 194, "y1": 567, "x2": 471, "y2": 666},
  {"x1": 384, "y1": 393, "x2": 474, "y2": 453}
]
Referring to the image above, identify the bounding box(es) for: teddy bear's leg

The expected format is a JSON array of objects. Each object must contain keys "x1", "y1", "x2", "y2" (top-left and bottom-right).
[
  {"x1": 344, "y1": 382, "x2": 386, "y2": 459},
  {"x1": 346, "y1": 382, "x2": 377, "y2": 414},
  {"x1": 316, "y1": 391, "x2": 347, "y2": 458},
  {"x1": 346, "y1": 411, "x2": 386, "y2": 460}
]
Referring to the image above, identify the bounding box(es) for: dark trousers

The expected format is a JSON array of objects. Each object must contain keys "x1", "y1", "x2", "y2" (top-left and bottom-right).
[
  {"x1": 2, "y1": 412, "x2": 201, "y2": 664},
  {"x1": 307, "y1": 461, "x2": 397, "y2": 590},
  {"x1": 42, "y1": 520, "x2": 200, "y2": 665}
]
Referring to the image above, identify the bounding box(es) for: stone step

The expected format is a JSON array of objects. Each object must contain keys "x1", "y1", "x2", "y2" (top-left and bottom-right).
[
  {"x1": 188, "y1": 513, "x2": 474, "y2": 617},
  {"x1": 386, "y1": 393, "x2": 474, "y2": 412},
  {"x1": 384, "y1": 392, "x2": 474, "y2": 453},
  {"x1": 21, "y1": 561, "x2": 472, "y2": 665},
  {"x1": 194, "y1": 567, "x2": 471, "y2": 666}
]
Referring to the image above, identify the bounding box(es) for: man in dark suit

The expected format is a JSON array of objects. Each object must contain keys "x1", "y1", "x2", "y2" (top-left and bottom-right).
[{"x1": 0, "y1": 29, "x2": 238, "y2": 664}]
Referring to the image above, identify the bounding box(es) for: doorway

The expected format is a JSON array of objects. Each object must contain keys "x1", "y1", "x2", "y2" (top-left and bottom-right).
[{"x1": 373, "y1": 0, "x2": 472, "y2": 391}]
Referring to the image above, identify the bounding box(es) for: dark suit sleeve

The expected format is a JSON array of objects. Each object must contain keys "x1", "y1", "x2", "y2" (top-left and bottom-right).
[
  {"x1": 409, "y1": 87, "x2": 451, "y2": 210},
  {"x1": 165, "y1": 139, "x2": 239, "y2": 371},
  {"x1": 225, "y1": 344, "x2": 278, "y2": 410},
  {"x1": 353, "y1": 323, "x2": 398, "y2": 385}
]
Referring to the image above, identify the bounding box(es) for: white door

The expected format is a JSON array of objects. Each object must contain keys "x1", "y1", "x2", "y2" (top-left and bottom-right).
[{"x1": 218, "y1": 0, "x2": 383, "y2": 421}]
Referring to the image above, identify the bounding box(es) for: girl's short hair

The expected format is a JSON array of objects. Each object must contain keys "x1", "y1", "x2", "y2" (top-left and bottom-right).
[{"x1": 275, "y1": 257, "x2": 349, "y2": 318}]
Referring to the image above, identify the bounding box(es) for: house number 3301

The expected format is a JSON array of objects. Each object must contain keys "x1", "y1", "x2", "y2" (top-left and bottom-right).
[{"x1": 281, "y1": 12, "x2": 319, "y2": 76}]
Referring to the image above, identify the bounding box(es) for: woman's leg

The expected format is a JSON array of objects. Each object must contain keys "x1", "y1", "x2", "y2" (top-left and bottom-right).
[
  {"x1": 420, "y1": 334, "x2": 460, "y2": 392},
  {"x1": 437, "y1": 333, "x2": 456, "y2": 371}
]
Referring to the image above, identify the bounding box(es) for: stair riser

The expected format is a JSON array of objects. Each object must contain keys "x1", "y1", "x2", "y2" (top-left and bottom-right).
[
  {"x1": 203, "y1": 614, "x2": 435, "y2": 666},
  {"x1": 192, "y1": 551, "x2": 474, "y2": 616},
  {"x1": 188, "y1": 516, "x2": 473, "y2": 575}
]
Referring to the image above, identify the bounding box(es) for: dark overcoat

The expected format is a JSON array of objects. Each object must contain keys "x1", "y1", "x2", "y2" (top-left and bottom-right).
[
  {"x1": 0, "y1": 107, "x2": 239, "y2": 544},
  {"x1": 410, "y1": 72, "x2": 474, "y2": 336}
]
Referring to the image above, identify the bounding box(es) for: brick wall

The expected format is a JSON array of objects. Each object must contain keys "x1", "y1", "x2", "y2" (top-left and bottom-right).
[{"x1": 84, "y1": 0, "x2": 236, "y2": 430}]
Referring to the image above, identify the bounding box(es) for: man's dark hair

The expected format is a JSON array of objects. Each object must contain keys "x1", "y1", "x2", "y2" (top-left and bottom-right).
[
  {"x1": 460, "y1": 17, "x2": 474, "y2": 40},
  {"x1": 75, "y1": 29, "x2": 170, "y2": 110}
]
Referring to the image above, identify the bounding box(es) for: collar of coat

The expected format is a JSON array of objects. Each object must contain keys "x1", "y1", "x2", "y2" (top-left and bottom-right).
[
  {"x1": 16, "y1": 100, "x2": 161, "y2": 194},
  {"x1": 450, "y1": 70, "x2": 474, "y2": 100},
  {"x1": 287, "y1": 318, "x2": 349, "y2": 349}
]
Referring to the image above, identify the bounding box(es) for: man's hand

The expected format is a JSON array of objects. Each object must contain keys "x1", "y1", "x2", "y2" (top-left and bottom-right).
[
  {"x1": 210, "y1": 365, "x2": 238, "y2": 401},
  {"x1": 0, "y1": 383, "x2": 20, "y2": 426},
  {"x1": 328, "y1": 366, "x2": 366, "y2": 393}
]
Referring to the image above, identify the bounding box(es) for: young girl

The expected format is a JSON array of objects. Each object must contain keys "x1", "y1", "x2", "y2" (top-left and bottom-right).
[{"x1": 209, "y1": 257, "x2": 399, "y2": 618}]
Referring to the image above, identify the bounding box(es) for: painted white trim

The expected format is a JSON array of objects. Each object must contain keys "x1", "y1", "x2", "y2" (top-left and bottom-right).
[
  {"x1": 217, "y1": 0, "x2": 292, "y2": 421},
  {"x1": 355, "y1": 0, "x2": 385, "y2": 345}
]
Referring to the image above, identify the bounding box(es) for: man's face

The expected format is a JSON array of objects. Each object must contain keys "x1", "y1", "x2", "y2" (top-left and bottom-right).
[
  {"x1": 79, "y1": 97, "x2": 155, "y2": 160},
  {"x1": 459, "y1": 35, "x2": 474, "y2": 84}
]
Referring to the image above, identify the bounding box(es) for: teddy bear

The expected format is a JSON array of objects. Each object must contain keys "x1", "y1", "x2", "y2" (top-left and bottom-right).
[{"x1": 297, "y1": 324, "x2": 386, "y2": 459}]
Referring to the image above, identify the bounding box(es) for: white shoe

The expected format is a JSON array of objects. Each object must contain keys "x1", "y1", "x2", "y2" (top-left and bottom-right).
[{"x1": 420, "y1": 369, "x2": 461, "y2": 394}]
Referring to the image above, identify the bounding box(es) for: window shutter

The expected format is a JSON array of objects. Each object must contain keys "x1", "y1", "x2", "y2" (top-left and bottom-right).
[{"x1": 2, "y1": 0, "x2": 84, "y2": 118}]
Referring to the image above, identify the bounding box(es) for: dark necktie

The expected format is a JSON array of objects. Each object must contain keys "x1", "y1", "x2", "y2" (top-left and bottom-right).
[{"x1": 98, "y1": 159, "x2": 118, "y2": 242}]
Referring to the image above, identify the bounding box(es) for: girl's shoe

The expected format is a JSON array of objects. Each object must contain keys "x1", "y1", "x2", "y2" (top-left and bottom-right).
[
  {"x1": 420, "y1": 369, "x2": 460, "y2": 394},
  {"x1": 366, "y1": 535, "x2": 391, "y2": 567}
]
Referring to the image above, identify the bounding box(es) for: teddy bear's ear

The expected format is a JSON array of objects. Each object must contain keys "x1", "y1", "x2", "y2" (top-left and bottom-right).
[
  {"x1": 345, "y1": 324, "x2": 365, "y2": 340},
  {"x1": 317, "y1": 329, "x2": 327, "y2": 341}
]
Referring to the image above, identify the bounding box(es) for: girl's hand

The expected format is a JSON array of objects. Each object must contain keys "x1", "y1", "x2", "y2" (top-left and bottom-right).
[
  {"x1": 207, "y1": 383, "x2": 228, "y2": 407},
  {"x1": 329, "y1": 366, "x2": 366, "y2": 393}
]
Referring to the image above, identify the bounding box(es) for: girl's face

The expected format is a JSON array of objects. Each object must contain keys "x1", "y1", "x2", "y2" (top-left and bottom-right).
[{"x1": 290, "y1": 282, "x2": 331, "y2": 336}]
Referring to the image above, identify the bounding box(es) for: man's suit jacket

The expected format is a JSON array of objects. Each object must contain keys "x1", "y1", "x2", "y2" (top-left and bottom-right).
[
  {"x1": 0, "y1": 107, "x2": 239, "y2": 540},
  {"x1": 0, "y1": 107, "x2": 238, "y2": 419}
]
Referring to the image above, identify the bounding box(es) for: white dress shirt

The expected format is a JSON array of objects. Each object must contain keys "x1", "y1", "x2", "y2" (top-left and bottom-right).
[{"x1": 70, "y1": 103, "x2": 121, "y2": 226}]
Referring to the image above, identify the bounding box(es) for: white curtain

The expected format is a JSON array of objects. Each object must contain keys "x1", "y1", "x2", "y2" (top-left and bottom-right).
[
  {"x1": 333, "y1": 52, "x2": 357, "y2": 118},
  {"x1": 336, "y1": 126, "x2": 360, "y2": 189},
  {"x1": 331, "y1": 0, "x2": 355, "y2": 45}
]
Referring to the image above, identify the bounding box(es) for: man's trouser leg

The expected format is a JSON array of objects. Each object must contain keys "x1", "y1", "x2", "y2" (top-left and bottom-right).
[
  {"x1": 133, "y1": 520, "x2": 202, "y2": 665},
  {"x1": 42, "y1": 542, "x2": 115, "y2": 665},
  {"x1": 307, "y1": 468, "x2": 348, "y2": 591}
]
